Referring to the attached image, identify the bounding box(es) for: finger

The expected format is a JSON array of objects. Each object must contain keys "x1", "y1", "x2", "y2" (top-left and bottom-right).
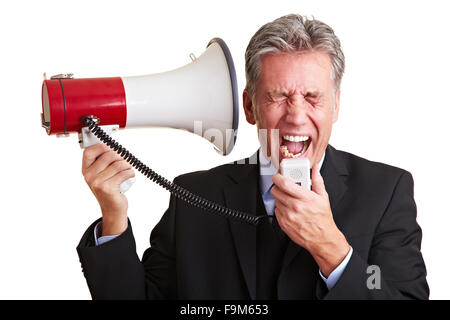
[
  {"x1": 274, "y1": 201, "x2": 295, "y2": 230},
  {"x1": 274, "y1": 191, "x2": 306, "y2": 221},
  {"x1": 82, "y1": 144, "x2": 111, "y2": 171},
  {"x1": 311, "y1": 164, "x2": 326, "y2": 196},
  {"x1": 87, "y1": 150, "x2": 125, "y2": 177},
  {"x1": 272, "y1": 173, "x2": 309, "y2": 200},
  {"x1": 274, "y1": 197, "x2": 291, "y2": 216},
  {"x1": 96, "y1": 160, "x2": 133, "y2": 183},
  {"x1": 270, "y1": 185, "x2": 293, "y2": 208},
  {"x1": 106, "y1": 168, "x2": 136, "y2": 187}
]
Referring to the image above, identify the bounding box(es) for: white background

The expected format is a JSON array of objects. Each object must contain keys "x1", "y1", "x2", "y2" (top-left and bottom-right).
[{"x1": 0, "y1": 0, "x2": 449, "y2": 299}]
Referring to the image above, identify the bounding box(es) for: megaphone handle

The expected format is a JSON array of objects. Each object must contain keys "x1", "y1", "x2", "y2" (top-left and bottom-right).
[
  {"x1": 78, "y1": 125, "x2": 136, "y2": 194},
  {"x1": 119, "y1": 177, "x2": 136, "y2": 193}
]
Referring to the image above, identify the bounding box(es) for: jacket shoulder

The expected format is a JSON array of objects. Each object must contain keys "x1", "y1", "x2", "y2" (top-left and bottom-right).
[
  {"x1": 334, "y1": 147, "x2": 413, "y2": 183},
  {"x1": 172, "y1": 159, "x2": 246, "y2": 193}
]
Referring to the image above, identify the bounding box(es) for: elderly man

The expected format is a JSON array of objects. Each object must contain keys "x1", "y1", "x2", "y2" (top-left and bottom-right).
[{"x1": 77, "y1": 14, "x2": 429, "y2": 299}]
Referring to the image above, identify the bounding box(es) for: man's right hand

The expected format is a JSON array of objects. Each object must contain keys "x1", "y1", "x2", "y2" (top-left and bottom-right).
[{"x1": 81, "y1": 144, "x2": 135, "y2": 236}]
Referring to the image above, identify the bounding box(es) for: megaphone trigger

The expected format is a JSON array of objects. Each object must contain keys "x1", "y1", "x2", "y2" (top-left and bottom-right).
[{"x1": 78, "y1": 124, "x2": 118, "y2": 149}]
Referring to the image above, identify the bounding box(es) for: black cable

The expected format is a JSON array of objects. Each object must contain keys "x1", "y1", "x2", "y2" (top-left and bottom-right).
[{"x1": 81, "y1": 116, "x2": 267, "y2": 226}]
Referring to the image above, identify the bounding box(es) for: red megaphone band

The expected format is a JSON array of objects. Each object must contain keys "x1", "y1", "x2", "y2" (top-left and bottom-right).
[{"x1": 42, "y1": 77, "x2": 127, "y2": 135}]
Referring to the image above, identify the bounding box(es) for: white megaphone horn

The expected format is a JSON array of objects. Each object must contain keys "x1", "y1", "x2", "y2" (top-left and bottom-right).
[
  {"x1": 41, "y1": 38, "x2": 239, "y2": 154},
  {"x1": 41, "y1": 38, "x2": 239, "y2": 193}
]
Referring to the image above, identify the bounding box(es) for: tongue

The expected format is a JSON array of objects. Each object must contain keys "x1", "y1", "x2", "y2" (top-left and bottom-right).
[{"x1": 283, "y1": 140, "x2": 304, "y2": 154}]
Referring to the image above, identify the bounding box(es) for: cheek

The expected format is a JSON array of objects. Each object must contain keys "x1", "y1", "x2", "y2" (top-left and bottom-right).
[
  {"x1": 311, "y1": 110, "x2": 334, "y2": 135},
  {"x1": 261, "y1": 107, "x2": 284, "y2": 128},
  {"x1": 265, "y1": 116, "x2": 283, "y2": 145},
  {"x1": 255, "y1": 109, "x2": 283, "y2": 160},
  {"x1": 256, "y1": 110, "x2": 281, "y2": 138},
  {"x1": 311, "y1": 117, "x2": 334, "y2": 154}
]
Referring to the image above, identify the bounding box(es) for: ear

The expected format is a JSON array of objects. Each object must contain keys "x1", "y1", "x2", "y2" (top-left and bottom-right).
[
  {"x1": 243, "y1": 89, "x2": 256, "y2": 125},
  {"x1": 332, "y1": 89, "x2": 341, "y2": 123}
]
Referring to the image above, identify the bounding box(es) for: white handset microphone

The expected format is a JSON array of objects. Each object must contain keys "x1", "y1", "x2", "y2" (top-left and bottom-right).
[{"x1": 280, "y1": 158, "x2": 311, "y2": 190}]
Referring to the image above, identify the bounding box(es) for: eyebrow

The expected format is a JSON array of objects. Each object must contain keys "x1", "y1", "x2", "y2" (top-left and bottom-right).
[{"x1": 266, "y1": 89, "x2": 321, "y2": 98}]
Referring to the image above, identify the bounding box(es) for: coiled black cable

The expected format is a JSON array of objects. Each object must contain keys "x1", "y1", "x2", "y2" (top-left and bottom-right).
[{"x1": 81, "y1": 116, "x2": 266, "y2": 226}]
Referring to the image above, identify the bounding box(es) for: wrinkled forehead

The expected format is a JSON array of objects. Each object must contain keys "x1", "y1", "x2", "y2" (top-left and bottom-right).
[{"x1": 257, "y1": 51, "x2": 334, "y2": 94}]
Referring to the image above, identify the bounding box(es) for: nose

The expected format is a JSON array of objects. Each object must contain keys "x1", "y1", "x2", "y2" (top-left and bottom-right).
[{"x1": 284, "y1": 95, "x2": 308, "y2": 125}]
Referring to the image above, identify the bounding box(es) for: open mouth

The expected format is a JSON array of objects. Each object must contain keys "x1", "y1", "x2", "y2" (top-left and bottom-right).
[{"x1": 280, "y1": 135, "x2": 311, "y2": 158}]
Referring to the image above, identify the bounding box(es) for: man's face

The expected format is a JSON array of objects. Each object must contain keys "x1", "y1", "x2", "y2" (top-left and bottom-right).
[{"x1": 243, "y1": 51, "x2": 340, "y2": 170}]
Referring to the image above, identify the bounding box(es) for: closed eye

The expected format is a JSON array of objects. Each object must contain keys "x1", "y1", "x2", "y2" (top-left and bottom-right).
[
  {"x1": 305, "y1": 92, "x2": 318, "y2": 99},
  {"x1": 305, "y1": 92, "x2": 320, "y2": 104},
  {"x1": 267, "y1": 93, "x2": 288, "y2": 103}
]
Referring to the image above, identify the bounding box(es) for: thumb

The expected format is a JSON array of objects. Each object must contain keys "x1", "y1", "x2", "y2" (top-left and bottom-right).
[{"x1": 311, "y1": 164, "x2": 326, "y2": 195}]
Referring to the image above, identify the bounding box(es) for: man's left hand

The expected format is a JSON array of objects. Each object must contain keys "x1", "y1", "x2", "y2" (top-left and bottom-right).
[{"x1": 271, "y1": 164, "x2": 350, "y2": 278}]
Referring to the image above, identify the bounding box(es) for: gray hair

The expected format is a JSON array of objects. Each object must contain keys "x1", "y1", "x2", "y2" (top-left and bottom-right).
[{"x1": 245, "y1": 14, "x2": 345, "y2": 97}]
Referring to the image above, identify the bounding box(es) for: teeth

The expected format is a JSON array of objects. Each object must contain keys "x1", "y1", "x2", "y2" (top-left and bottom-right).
[
  {"x1": 283, "y1": 135, "x2": 309, "y2": 142},
  {"x1": 280, "y1": 139, "x2": 310, "y2": 158},
  {"x1": 280, "y1": 145, "x2": 306, "y2": 158}
]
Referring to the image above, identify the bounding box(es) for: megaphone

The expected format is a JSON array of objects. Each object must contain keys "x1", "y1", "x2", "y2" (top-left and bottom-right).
[
  {"x1": 40, "y1": 37, "x2": 263, "y2": 225},
  {"x1": 41, "y1": 38, "x2": 239, "y2": 156}
]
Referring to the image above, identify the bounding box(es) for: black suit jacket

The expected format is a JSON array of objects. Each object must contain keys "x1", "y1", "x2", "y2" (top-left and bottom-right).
[{"x1": 77, "y1": 145, "x2": 429, "y2": 299}]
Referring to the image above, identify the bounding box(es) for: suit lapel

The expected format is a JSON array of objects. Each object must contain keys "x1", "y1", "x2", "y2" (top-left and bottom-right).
[
  {"x1": 223, "y1": 151, "x2": 260, "y2": 300},
  {"x1": 280, "y1": 145, "x2": 349, "y2": 275},
  {"x1": 320, "y1": 145, "x2": 349, "y2": 212}
]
